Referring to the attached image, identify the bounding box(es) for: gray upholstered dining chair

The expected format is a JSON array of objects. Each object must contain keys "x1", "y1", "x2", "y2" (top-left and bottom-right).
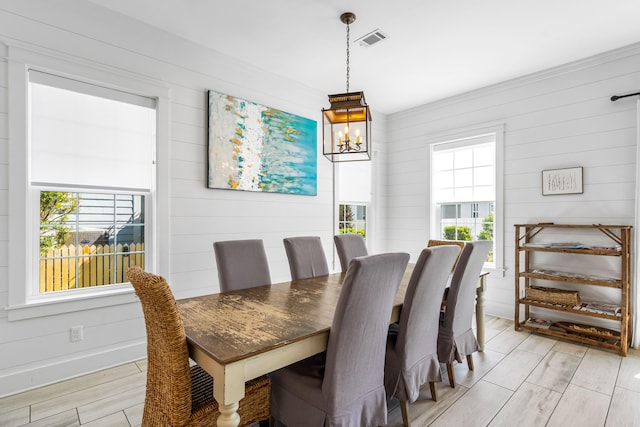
[
  {"x1": 437, "y1": 240, "x2": 492, "y2": 388},
  {"x1": 283, "y1": 236, "x2": 330, "y2": 280},
  {"x1": 333, "y1": 234, "x2": 368, "y2": 272},
  {"x1": 270, "y1": 252, "x2": 410, "y2": 427},
  {"x1": 384, "y1": 245, "x2": 460, "y2": 427},
  {"x1": 427, "y1": 239, "x2": 465, "y2": 272},
  {"x1": 127, "y1": 266, "x2": 271, "y2": 427},
  {"x1": 213, "y1": 239, "x2": 271, "y2": 292}
]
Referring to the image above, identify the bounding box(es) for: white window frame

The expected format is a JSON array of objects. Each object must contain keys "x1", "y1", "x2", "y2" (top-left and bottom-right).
[
  {"x1": 338, "y1": 202, "x2": 368, "y2": 238},
  {"x1": 7, "y1": 45, "x2": 170, "y2": 320},
  {"x1": 428, "y1": 123, "x2": 505, "y2": 276}
]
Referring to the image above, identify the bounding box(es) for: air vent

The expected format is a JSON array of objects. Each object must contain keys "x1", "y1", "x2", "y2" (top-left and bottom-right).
[{"x1": 355, "y1": 29, "x2": 388, "y2": 47}]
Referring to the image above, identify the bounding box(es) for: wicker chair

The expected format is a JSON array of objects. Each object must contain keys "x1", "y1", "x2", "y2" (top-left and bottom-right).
[{"x1": 128, "y1": 266, "x2": 271, "y2": 426}]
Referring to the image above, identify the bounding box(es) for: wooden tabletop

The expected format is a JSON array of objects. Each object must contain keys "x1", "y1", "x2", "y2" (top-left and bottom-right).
[{"x1": 177, "y1": 265, "x2": 414, "y2": 365}]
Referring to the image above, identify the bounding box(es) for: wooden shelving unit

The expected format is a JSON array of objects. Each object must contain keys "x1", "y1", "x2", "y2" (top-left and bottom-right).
[{"x1": 514, "y1": 223, "x2": 632, "y2": 356}]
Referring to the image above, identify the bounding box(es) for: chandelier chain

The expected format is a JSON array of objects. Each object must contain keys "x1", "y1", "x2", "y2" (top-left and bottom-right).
[{"x1": 346, "y1": 22, "x2": 350, "y2": 93}]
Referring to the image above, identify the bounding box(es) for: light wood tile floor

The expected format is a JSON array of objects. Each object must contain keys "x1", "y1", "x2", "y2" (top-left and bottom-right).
[{"x1": 2, "y1": 316, "x2": 640, "y2": 427}]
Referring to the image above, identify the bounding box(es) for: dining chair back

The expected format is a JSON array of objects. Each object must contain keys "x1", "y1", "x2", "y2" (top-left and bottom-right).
[
  {"x1": 427, "y1": 239, "x2": 465, "y2": 272},
  {"x1": 213, "y1": 239, "x2": 271, "y2": 292},
  {"x1": 270, "y1": 252, "x2": 410, "y2": 427},
  {"x1": 127, "y1": 266, "x2": 271, "y2": 427},
  {"x1": 283, "y1": 236, "x2": 330, "y2": 280},
  {"x1": 333, "y1": 234, "x2": 368, "y2": 272},
  {"x1": 384, "y1": 245, "x2": 460, "y2": 426},
  {"x1": 437, "y1": 240, "x2": 492, "y2": 387}
]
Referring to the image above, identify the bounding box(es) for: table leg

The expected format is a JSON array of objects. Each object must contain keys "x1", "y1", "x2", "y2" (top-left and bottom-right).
[
  {"x1": 475, "y1": 275, "x2": 487, "y2": 351},
  {"x1": 209, "y1": 361, "x2": 244, "y2": 427},
  {"x1": 217, "y1": 402, "x2": 240, "y2": 427}
]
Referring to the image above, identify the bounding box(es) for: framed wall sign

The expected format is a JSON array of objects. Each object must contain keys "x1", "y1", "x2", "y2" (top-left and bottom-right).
[
  {"x1": 207, "y1": 90, "x2": 317, "y2": 195},
  {"x1": 542, "y1": 167, "x2": 583, "y2": 195}
]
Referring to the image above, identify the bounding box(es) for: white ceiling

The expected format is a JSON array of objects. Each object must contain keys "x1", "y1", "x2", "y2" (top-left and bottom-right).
[{"x1": 87, "y1": 0, "x2": 640, "y2": 115}]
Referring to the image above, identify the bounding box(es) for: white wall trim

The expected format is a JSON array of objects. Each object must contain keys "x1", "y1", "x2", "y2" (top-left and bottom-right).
[
  {"x1": 6, "y1": 43, "x2": 171, "y2": 319},
  {"x1": 427, "y1": 122, "x2": 506, "y2": 276},
  {"x1": 633, "y1": 98, "x2": 640, "y2": 348},
  {"x1": 0, "y1": 340, "x2": 146, "y2": 398},
  {"x1": 0, "y1": 37, "x2": 173, "y2": 94},
  {"x1": 397, "y1": 42, "x2": 640, "y2": 117}
]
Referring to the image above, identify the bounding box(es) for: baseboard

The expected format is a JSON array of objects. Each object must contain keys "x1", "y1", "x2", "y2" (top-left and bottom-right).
[
  {"x1": 0, "y1": 341, "x2": 146, "y2": 398},
  {"x1": 485, "y1": 302, "x2": 514, "y2": 321}
]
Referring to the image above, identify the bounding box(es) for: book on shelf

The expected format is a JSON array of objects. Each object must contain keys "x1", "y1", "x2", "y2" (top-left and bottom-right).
[
  {"x1": 523, "y1": 242, "x2": 620, "y2": 251},
  {"x1": 581, "y1": 301, "x2": 621, "y2": 316},
  {"x1": 522, "y1": 242, "x2": 550, "y2": 248},
  {"x1": 524, "y1": 317, "x2": 553, "y2": 329},
  {"x1": 523, "y1": 242, "x2": 587, "y2": 249}
]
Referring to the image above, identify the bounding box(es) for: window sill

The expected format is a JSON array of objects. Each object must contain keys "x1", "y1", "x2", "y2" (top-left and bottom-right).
[{"x1": 5, "y1": 286, "x2": 138, "y2": 321}]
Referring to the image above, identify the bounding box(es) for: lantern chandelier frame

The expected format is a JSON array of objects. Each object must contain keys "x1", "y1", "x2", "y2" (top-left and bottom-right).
[{"x1": 322, "y1": 12, "x2": 372, "y2": 162}]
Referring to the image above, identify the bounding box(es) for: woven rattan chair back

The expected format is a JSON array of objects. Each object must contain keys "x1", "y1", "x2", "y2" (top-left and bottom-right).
[{"x1": 128, "y1": 266, "x2": 271, "y2": 426}]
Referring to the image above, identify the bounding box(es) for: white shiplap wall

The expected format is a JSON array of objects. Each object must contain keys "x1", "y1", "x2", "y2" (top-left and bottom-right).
[
  {"x1": 0, "y1": 0, "x2": 342, "y2": 396},
  {"x1": 384, "y1": 43, "x2": 640, "y2": 320},
  {"x1": 0, "y1": 0, "x2": 638, "y2": 398}
]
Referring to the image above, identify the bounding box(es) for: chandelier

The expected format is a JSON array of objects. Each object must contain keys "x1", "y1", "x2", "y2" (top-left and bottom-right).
[{"x1": 322, "y1": 12, "x2": 372, "y2": 162}]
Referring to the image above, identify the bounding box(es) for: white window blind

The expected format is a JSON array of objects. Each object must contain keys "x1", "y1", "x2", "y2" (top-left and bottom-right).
[
  {"x1": 433, "y1": 134, "x2": 495, "y2": 204},
  {"x1": 29, "y1": 70, "x2": 156, "y2": 191},
  {"x1": 338, "y1": 161, "x2": 371, "y2": 203}
]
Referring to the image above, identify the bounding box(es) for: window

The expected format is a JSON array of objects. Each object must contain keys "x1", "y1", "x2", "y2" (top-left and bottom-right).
[
  {"x1": 338, "y1": 203, "x2": 367, "y2": 238},
  {"x1": 430, "y1": 125, "x2": 504, "y2": 271},
  {"x1": 7, "y1": 47, "x2": 169, "y2": 320},
  {"x1": 438, "y1": 202, "x2": 492, "y2": 240},
  {"x1": 39, "y1": 192, "x2": 146, "y2": 292},
  {"x1": 30, "y1": 71, "x2": 155, "y2": 294},
  {"x1": 336, "y1": 160, "x2": 371, "y2": 240}
]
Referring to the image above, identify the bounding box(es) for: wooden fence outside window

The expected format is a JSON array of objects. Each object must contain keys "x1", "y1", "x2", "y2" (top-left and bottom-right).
[{"x1": 40, "y1": 243, "x2": 144, "y2": 292}]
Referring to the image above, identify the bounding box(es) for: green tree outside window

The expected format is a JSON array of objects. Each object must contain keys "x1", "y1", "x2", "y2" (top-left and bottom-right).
[{"x1": 40, "y1": 192, "x2": 76, "y2": 255}]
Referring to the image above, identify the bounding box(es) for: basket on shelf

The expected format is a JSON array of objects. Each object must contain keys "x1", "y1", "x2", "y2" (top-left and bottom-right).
[{"x1": 525, "y1": 285, "x2": 581, "y2": 306}]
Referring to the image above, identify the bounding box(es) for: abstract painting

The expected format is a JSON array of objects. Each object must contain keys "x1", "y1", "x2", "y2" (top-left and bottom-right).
[{"x1": 208, "y1": 90, "x2": 317, "y2": 195}]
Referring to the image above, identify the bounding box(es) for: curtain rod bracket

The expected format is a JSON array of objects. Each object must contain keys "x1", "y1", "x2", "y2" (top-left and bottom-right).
[{"x1": 611, "y1": 91, "x2": 640, "y2": 102}]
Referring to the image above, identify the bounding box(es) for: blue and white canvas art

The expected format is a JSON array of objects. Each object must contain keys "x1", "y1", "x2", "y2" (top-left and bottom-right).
[{"x1": 208, "y1": 90, "x2": 317, "y2": 195}]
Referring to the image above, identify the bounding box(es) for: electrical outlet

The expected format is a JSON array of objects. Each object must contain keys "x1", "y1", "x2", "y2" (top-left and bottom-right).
[{"x1": 70, "y1": 325, "x2": 83, "y2": 342}]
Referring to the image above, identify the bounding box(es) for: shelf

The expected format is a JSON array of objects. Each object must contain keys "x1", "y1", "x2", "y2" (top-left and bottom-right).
[
  {"x1": 521, "y1": 271, "x2": 621, "y2": 288},
  {"x1": 514, "y1": 223, "x2": 631, "y2": 229},
  {"x1": 519, "y1": 298, "x2": 622, "y2": 320},
  {"x1": 518, "y1": 322, "x2": 621, "y2": 351},
  {"x1": 554, "y1": 321, "x2": 620, "y2": 340},
  {"x1": 519, "y1": 246, "x2": 622, "y2": 256},
  {"x1": 515, "y1": 223, "x2": 631, "y2": 356}
]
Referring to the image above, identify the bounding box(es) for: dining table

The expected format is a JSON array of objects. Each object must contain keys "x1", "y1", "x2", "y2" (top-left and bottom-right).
[{"x1": 177, "y1": 265, "x2": 489, "y2": 427}]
